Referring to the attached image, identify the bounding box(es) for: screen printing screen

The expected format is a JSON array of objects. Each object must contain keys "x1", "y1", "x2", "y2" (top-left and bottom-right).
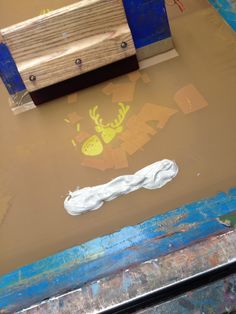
[{"x1": 0, "y1": 0, "x2": 236, "y2": 275}]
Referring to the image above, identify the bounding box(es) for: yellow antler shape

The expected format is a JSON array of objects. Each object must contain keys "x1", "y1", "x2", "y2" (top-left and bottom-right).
[
  {"x1": 110, "y1": 103, "x2": 130, "y2": 129},
  {"x1": 89, "y1": 103, "x2": 130, "y2": 144},
  {"x1": 89, "y1": 106, "x2": 109, "y2": 132}
]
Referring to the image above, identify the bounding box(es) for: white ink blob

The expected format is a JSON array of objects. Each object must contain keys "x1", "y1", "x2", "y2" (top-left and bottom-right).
[{"x1": 64, "y1": 159, "x2": 179, "y2": 215}]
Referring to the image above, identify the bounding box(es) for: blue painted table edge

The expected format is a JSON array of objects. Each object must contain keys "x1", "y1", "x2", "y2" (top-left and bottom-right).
[
  {"x1": 0, "y1": 186, "x2": 236, "y2": 313},
  {"x1": 208, "y1": 0, "x2": 236, "y2": 31}
]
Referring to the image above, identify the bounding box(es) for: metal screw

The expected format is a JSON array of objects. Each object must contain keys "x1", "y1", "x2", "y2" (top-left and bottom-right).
[
  {"x1": 75, "y1": 58, "x2": 82, "y2": 65},
  {"x1": 29, "y1": 75, "x2": 36, "y2": 82},
  {"x1": 121, "y1": 41, "x2": 128, "y2": 49}
]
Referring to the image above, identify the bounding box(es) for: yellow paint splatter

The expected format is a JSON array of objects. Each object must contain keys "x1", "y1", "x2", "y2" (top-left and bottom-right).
[
  {"x1": 76, "y1": 123, "x2": 80, "y2": 133},
  {"x1": 71, "y1": 139, "x2": 77, "y2": 147},
  {"x1": 39, "y1": 9, "x2": 51, "y2": 15},
  {"x1": 82, "y1": 135, "x2": 103, "y2": 156}
]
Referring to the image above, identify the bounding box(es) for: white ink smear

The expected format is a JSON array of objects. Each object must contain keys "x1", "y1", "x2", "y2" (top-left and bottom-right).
[{"x1": 64, "y1": 159, "x2": 179, "y2": 215}]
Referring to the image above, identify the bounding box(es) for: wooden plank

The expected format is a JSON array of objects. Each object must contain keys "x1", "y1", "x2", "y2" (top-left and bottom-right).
[
  {"x1": 0, "y1": 0, "x2": 136, "y2": 92},
  {"x1": 29, "y1": 55, "x2": 138, "y2": 104},
  {"x1": 16, "y1": 232, "x2": 236, "y2": 313},
  {"x1": 0, "y1": 187, "x2": 236, "y2": 313}
]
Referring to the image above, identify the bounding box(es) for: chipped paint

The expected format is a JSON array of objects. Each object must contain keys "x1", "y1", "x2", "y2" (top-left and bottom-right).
[
  {"x1": 218, "y1": 212, "x2": 236, "y2": 228},
  {"x1": 1, "y1": 187, "x2": 236, "y2": 312},
  {"x1": 17, "y1": 232, "x2": 236, "y2": 313},
  {"x1": 157, "y1": 213, "x2": 188, "y2": 230}
]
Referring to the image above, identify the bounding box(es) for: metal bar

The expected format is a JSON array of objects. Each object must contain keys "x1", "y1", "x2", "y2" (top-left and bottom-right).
[{"x1": 135, "y1": 273, "x2": 236, "y2": 314}]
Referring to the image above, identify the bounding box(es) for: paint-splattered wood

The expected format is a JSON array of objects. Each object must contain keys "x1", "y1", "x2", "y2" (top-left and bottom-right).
[
  {"x1": 137, "y1": 274, "x2": 236, "y2": 314},
  {"x1": 0, "y1": 0, "x2": 135, "y2": 92},
  {"x1": 16, "y1": 231, "x2": 236, "y2": 313},
  {"x1": 0, "y1": 187, "x2": 236, "y2": 313}
]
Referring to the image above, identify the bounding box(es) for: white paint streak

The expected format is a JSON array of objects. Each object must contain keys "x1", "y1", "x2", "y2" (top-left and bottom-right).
[
  {"x1": 139, "y1": 49, "x2": 179, "y2": 70},
  {"x1": 64, "y1": 159, "x2": 179, "y2": 215}
]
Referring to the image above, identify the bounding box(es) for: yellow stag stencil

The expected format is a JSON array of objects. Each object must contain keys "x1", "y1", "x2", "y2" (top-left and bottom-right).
[
  {"x1": 89, "y1": 102, "x2": 130, "y2": 144},
  {"x1": 81, "y1": 103, "x2": 130, "y2": 156}
]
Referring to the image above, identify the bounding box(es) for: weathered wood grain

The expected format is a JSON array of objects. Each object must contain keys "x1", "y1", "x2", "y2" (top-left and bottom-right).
[{"x1": 0, "y1": 0, "x2": 135, "y2": 92}]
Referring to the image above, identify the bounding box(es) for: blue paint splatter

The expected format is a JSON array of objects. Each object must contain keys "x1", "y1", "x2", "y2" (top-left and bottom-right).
[
  {"x1": 123, "y1": 272, "x2": 132, "y2": 291},
  {"x1": 91, "y1": 282, "x2": 100, "y2": 297}
]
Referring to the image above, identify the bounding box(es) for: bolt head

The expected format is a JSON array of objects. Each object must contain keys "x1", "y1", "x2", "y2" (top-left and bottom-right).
[
  {"x1": 121, "y1": 42, "x2": 128, "y2": 49},
  {"x1": 75, "y1": 58, "x2": 82, "y2": 65},
  {"x1": 29, "y1": 75, "x2": 36, "y2": 82}
]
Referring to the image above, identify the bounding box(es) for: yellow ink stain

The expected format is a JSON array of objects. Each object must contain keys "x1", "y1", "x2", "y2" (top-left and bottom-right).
[
  {"x1": 82, "y1": 135, "x2": 103, "y2": 156},
  {"x1": 89, "y1": 102, "x2": 130, "y2": 144},
  {"x1": 76, "y1": 123, "x2": 80, "y2": 133},
  {"x1": 39, "y1": 9, "x2": 51, "y2": 15},
  {"x1": 64, "y1": 119, "x2": 70, "y2": 124},
  {"x1": 71, "y1": 139, "x2": 77, "y2": 147}
]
